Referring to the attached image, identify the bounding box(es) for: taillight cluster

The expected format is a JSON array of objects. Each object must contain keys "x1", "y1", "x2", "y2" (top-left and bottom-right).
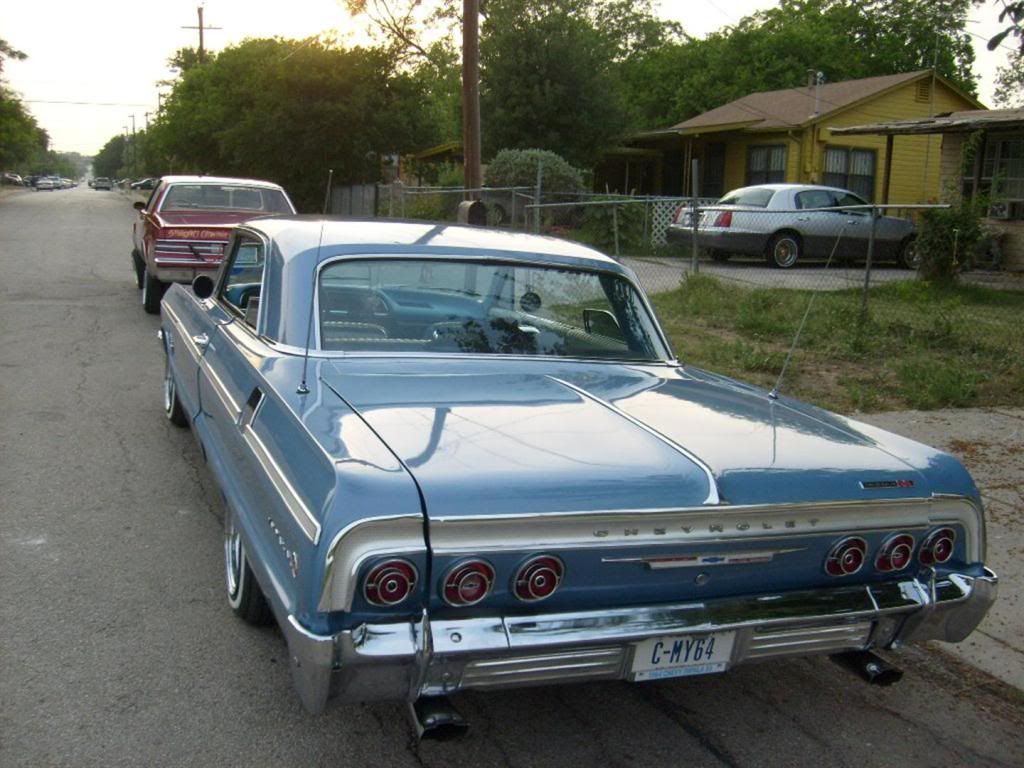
[
  {"x1": 361, "y1": 554, "x2": 566, "y2": 608},
  {"x1": 824, "y1": 527, "x2": 957, "y2": 577}
]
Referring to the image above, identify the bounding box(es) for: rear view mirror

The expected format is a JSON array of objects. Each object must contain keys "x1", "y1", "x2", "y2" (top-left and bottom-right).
[
  {"x1": 192, "y1": 274, "x2": 215, "y2": 299},
  {"x1": 583, "y1": 308, "x2": 622, "y2": 339}
]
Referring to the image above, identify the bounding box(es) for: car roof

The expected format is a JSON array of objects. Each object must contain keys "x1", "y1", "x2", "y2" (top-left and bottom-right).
[
  {"x1": 724, "y1": 183, "x2": 861, "y2": 196},
  {"x1": 243, "y1": 217, "x2": 623, "y2": 269},
  {"x1": 159, "y1": 175, "x2": 285, "y2": 190}
]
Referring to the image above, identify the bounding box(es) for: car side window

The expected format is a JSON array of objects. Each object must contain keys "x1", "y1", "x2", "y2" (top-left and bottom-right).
[
  {"x1": 220, "y1": 239, "x2": 265, "y2": 327},
  {"x1": 833, "y1": 191, "x2": 868, "y2": 211},
  {"x1": 796, "y1": 190, "x2": 833, "y2": 210}
]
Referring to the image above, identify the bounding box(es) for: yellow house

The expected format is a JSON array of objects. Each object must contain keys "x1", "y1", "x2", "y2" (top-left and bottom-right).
[{"x1": 616, "y1": 71, "x2": 983, "y2": 203}]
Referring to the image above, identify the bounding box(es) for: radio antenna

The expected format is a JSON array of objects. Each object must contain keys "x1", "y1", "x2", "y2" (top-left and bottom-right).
[
  {"x1": 322, "y1": 168, "x2": 334, "y2": 214},
  {"x1": 297, "y1": 221, "x2": 326, "y2": 395},
  {"x1": 769, "y1": 220, "x2": 848, "y2": 400}
]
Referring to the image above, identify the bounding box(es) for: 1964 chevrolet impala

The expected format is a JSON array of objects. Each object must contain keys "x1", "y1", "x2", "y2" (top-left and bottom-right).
[{"x1": 159, "y1": 218, "x2": 996, "y2": 735}]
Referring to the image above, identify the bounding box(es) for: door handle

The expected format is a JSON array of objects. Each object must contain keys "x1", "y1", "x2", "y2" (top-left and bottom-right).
[
  {"x1": 192, "y1": 333, "x2": 210, "y2": 351},
  {"x1": 796, "y1": 216, "x2": 810, "y2": 221}
]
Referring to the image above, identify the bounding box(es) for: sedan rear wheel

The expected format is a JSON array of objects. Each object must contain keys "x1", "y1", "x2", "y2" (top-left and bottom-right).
[
  {"x1": 898, "y1": 236, "x2": 921, "y2": 270},
  {"x1": 225, "y1": 510, "x2": 273, "y2": 626},
  {"x1": 142, "y1": 268, "x2": 165, "y2": 314},
  {"x1": 768, "y1": 233, "x2": 801, "y2": 269},
  {"x1": 131, "y1": 250, "x2": 145, "y2": 289}
]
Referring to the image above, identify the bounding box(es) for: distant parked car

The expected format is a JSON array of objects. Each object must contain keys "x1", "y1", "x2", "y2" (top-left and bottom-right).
[
  {"x1": 2, "y1": 172, "x2": 23, "y2": 186},
  {"x1": 131, "y1": 175, "x2": 295, "y2": 313},
  {"x1": 667, "y1": 184, "x2": 919, "y2": 269},
  {"x1": 34, "y1": 176, "x2": 59, "y2": 191},
  {"x1": 130, "y1": 177, "x2": 158, "y2": 190},
  {"x1": 93, "y1": 177, "x2": 113, "y2": 191}
]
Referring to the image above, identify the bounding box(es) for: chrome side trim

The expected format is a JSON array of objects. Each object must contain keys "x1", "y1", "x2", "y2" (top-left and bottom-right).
[
  {"x1": 161, "y1": 302, "x2": 203, "y2": 364},
  {"x1": 549, "y1": 375, "x2": 720, "y2": 505},
  {"x1": 242, "y1": 423, "x2": 322, "y2": 544},
  {"x1": 204, "y1": 359, "x2": 241, "y2": 419},
  {"x1": 602, "y1": 547, "x2": 805, "y2": 569},
  {"x1": 317, "y1": 515, "x2": 428, "y2": 612}
]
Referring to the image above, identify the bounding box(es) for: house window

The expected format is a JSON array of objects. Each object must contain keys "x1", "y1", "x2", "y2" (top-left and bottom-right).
[
  {"x1": 746, "y1": 145, "x2": 787, "y2": 185},
  {"x1": 823, "y1": 146, "x2": 876, "y2": 201},
  {"x1": 976, "y1": 134, "x2": 1024, "y2": 220}
]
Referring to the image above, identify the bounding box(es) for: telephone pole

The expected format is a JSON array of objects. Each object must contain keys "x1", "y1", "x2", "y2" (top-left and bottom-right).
[
  {"x1": 461, "y1": 0, "x2": 482, "y2": 199},
  {"x1": 181, "y1": 5, "x2": 222, "y2": 64}
]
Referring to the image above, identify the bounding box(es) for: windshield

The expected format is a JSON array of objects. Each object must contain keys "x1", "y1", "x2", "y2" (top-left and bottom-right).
[
  {"x1": 160, "y1": 184, "x2": 293, "y2": 213},
  {"x1": 318, "y1": 258, "x2": 669, "y2": 361}
]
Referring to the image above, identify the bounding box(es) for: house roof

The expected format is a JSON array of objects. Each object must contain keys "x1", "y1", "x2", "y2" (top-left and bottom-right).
[
  {"x1": 639, "y1": 71, "x2": 982, "y2": 138},
  {"x1": 831, "y1": 107, "x2": 1024, "y2": 136}
]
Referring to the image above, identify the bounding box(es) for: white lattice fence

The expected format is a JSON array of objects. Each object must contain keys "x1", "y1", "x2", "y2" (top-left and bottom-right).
[{"x1": 649, "y1": 198, "x2": 717, "y2": 246}]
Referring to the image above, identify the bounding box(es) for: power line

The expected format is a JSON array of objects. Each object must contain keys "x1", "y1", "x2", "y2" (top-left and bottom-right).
[{"x1": 23, "y1": 99, "x2": 155, "y2": 107}]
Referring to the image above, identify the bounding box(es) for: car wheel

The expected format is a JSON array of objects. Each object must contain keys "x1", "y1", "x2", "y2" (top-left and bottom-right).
[
  {"x1": 131, "y1": 249, "x2": 145, "y2": 289},
  {"x1": 768, "y1": 232, "x2": 801, "y2": 269},
  {"x1": 709, "y1": 250, "x2": 731, "y2": 263},
  {"x1": 225, "y1": 510, "x2": 273, "y2": 626},
  {"x1": 142, "y1": 268, "x2": 165, "y2": 314},
  {"x1": 162, "y1": 342, "x2": 188, "y2": 428},
  {"x1": 898, "y1": 236, "x2": 921, "y2": 270}
]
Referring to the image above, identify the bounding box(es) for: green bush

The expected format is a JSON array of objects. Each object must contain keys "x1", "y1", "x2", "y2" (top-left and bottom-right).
[
  {"x1": 915, "y1": 198, "x2": 986, "y2": 284},
  {"x1": 580, "y1": 197, "x2": 645, "y2": 251},
  {"x1": 484, "y1": 149, "x2": 584, "y2": 198}
]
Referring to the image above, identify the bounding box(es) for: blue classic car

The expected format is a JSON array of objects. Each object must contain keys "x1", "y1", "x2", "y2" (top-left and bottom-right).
[{"x1": 159, "y1": 218, "x2": 996, "y2": 736}]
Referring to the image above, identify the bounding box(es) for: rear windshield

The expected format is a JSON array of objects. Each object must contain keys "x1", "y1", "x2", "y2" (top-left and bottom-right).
[
  {"x1": 160, "y1": 184, "x2": 293, "y2": 213},
  {"x1": 719, "y1": 188, "x2": 775, "y2": 207},
  {"x1": 317, "y1": 258, "x2": 668, "y2": 361}
]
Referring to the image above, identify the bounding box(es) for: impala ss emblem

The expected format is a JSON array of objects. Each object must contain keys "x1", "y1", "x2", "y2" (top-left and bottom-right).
[
  {"x1": 268, "y1": 516, "x2": 300, "y2": 578},
  {"x1": 860, "y1": 479, "x2": 915, "y2": 489},
  {"x1": 601, "y1": 548, "x2": 805, "y2": 570}
]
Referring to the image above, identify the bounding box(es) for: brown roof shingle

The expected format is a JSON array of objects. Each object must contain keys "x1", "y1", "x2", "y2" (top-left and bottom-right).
[{"x1": 670, "y1": 71, "x2": 930, "y2": 133}]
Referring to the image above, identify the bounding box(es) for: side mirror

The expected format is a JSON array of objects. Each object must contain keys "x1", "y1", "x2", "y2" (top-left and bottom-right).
[
  {"x1": 133, "y1": 201, "x2": 145, "y2": 211},
  {"x1": 192, "y1": 274, "x2": 215, "y2": 299}
]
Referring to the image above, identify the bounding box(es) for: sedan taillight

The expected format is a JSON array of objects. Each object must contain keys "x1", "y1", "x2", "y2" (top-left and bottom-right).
[
  {"x1": 512, "y1": 555, "x2": 564, "y2": 602},
  {"x1": 442, "y1": 560, "x2": 495, "y2": 607},
  {"x1": 364, "y1": 559, "x2": 418, "y2": 606},
  {"x1": 919, "y1": 527, "x2": 956, "y2": 565},
  {"x1": 713, "y1": 211, "x2": 732, "y2": 228},
  {"x1": 875, "y1": 533, "x2": 915, "y2": 573},
  {"x1": 824, "y1": 536, "x2": 867, "y2": 576}
]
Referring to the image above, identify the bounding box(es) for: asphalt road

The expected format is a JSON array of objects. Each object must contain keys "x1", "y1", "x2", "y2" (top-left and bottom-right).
[{"x1": 2, "y1": 186, "x2": 1022, "y2": 768}]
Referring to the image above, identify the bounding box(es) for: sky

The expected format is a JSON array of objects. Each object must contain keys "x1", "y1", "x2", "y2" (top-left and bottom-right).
[{"x1": 0, "y1": 0, "x2": 1015, "y2": 156}]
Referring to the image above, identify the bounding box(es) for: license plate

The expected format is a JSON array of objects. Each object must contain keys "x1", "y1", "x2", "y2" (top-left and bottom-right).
[{"x1": 630, "y1": 632, "x2": 736, "y2": 681}]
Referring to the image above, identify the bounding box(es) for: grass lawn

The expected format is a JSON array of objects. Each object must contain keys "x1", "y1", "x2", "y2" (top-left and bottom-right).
[{"x1": 650, "y1": 274, "x2": 1024, "y2": 414}]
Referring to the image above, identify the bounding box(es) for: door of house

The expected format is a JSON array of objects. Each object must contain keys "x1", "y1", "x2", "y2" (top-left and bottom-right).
[{"x1": 704, "y1": 142, "x2": 726, "y2": 198}]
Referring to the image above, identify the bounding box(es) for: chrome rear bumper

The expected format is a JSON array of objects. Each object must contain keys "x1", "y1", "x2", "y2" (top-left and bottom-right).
[{"x1": 281, "y1": 567, "x2": 998, "y2": 714}]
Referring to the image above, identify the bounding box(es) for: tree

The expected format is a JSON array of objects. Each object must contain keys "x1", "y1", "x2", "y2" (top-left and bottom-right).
[
  {"x1": 623, "y1": 0, "x2": 978, "y2": 129},
  {"x1": 974, "y1": 1, "x2": 1024, "y2": 106},
  {"x1": 93, "y1": 135, "x2": 127, "y2": 178},
  {"x1": 0, "y1": 38, "x2": 27, "y2": 76}
]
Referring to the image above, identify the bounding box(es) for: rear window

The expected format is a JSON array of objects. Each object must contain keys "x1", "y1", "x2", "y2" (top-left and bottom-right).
[
  {"x1": 317, "y1": 258, "x2": 668, "y2": 361},
  {"x1": 718, "y1": 188, "x2": 775, "y2": 207},
  {"x1": 160, "y1": 184, "x2": 293, "y2": 213}
]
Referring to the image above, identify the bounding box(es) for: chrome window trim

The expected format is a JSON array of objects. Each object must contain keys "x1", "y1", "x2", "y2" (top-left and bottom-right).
[
  {"x1": 310, "y1": 253, "x2": 675, "y2": 361},
  {"x1": 214, "y1": 230, "x2": 273, "y2": 336}
]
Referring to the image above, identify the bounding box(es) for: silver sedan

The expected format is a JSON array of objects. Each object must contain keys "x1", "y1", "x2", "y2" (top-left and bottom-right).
[{"x1": 667, "y1": 184, "x2": 918, "y2": 269}]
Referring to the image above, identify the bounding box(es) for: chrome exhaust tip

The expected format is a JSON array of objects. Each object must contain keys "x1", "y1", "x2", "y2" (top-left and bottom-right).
[
  {"x1": 407, "y1": 696, "x2": 469, "y2": 741},
  {"x1": 831, "y1": 650, "x2": 903, "y2": 686}
]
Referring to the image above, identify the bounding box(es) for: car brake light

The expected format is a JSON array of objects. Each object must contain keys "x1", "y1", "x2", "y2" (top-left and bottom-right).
[
  {"x1": 713, "y1": 211, "x2": 732, "y2": 228},
  {"x1": 875, "y1": 533, "x2": 915, "y2": 572},
  {"x1": 512, "y1": 555, "x2": 564, "y2": 602},
  {"x1": 824, "y1": 536, "x2": 867, "y2": 576},
  {"x1": 919, "y1": 528, "x2": 956, "y2": 565},
  {"x1": 442, "y1": 560, "x2": 495, "y2": 606},
  {"x1": 364, "y1": 559, "x2": 418, "y2": 606}
]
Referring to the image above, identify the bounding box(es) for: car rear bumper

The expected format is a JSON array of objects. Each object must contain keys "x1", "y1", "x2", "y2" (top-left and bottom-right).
[
  {"x1": 150, "y1": 260, "x2": 222, "y2": 283},
  {"x1": 281, "y1": 566, "x2": 998, "y2": 713}
]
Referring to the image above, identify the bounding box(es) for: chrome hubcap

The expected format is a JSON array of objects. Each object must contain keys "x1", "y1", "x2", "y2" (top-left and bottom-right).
[
  {"x1": 225, "y1": 520, "x2": 242, "y2": 598},
  {"x1": 163, "y1": 356, "x2": 175, "y2": 415},
  {"x1": 775, "y1": 239, "x2": 798, "y2": 267}
]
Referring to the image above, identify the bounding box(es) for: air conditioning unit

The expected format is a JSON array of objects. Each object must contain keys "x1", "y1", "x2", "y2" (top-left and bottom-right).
[{"x1": 988, "y1": 201, "x2": 1010, "y2": 220}]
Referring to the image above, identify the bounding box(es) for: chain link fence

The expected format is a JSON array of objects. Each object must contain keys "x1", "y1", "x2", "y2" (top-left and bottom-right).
[{"x1": 344, "y1": 181, "x2": 1024, "y2": 411}]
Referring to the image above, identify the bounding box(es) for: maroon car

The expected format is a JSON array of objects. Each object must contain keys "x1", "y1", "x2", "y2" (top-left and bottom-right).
[{"x1": 131, "y1": 175, "x2": 295, "y2": 313}]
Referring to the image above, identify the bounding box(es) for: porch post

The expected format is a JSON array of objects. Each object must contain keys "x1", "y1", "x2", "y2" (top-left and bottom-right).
[{"x1": 881, "y1": 134, "x2": 894, "y2": 205}]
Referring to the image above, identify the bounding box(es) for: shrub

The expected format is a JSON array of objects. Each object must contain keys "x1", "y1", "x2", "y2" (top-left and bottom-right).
[
  {"x1": 484, "y1": 149, "x2": 584, "y2": 198},
  {"x1": 580, "y1": 197, "x2": 645, "y2": 251},
  {"x1": 915, "y1": 198, "x2": 986, "y2": 284}
]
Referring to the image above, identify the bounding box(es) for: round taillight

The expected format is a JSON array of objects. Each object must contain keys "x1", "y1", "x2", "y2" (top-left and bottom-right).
[
  {"x1": 513, "y1": 555, "x2": 565, "y2": 602},
  {"x1": 875, "y1": 533, "x2": 915, "y2": 573},
  {"x1": 919, "y1": 527, "x2": 956, "y2": 565},
  {"x1": 442, "y1": 560, "x2": 495, "y2": 607},
  {"x1": 364, "y1": 559, "x2": 418, "y2": 606},
  {"x1": 824, "y1": 537, "x2": 867, "y2": 577}
]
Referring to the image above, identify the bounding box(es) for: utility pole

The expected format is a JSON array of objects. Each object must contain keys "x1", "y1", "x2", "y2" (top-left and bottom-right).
[
  {"x1": 182, "y1": 4, "x2": 222, "y2": 64},
  {"x1": 461, "y1": 0, "x2": 482, "y2": 199},
  {"x1": 144, "y1": 112, "x2": 150, "y2": 130}
]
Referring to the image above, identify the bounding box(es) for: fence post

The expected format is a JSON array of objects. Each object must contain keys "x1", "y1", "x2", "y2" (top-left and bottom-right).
[
  {"x1": 510, "y1": 190, "x2": 517, "y2": 230},
  {"x1": 613, "y1": 204, "x2": 620, "y2": 258},
  {"x1": 534, "y1": 163, "x2": 543, "y2": 234},
  {"x1": 860, "y1": 205, "x2": 878, "y2": 315},
  {"x1": 690, "y1": 159, "x2": 700, "y2": 274},
  {"x1": 642, "y1": 197, "x2": 649, "y2": 248},
  {"x1": 388, "y1": 182, "x2": 395, "y2": 217},
  {"x1": 399, "y1": 180, "x2": 406, "y2": 218}
]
